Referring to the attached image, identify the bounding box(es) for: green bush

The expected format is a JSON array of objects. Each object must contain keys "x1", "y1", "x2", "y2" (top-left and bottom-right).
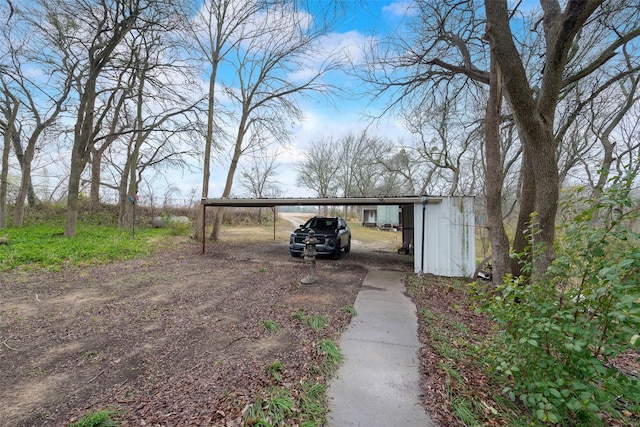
[{"x1": 478, "y1": 174, "x2": 640, "y2": 425}]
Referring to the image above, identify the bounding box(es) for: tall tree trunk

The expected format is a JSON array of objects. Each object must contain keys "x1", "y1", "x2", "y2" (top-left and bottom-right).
[
  {"x1": 210, "y1": 117, "x2": 245, "y2": 240},
  {"x1": 196, "y1": 64, "x2": 219, "y2": 240},
  {"x1": 484, "y1": 52, "x2": 511, "y2": 283},
  {"x1": 90, "y1": 147, "x2": 102, "y2": 210},
  {"x1": 485, "y1": 0, "x2": 578, "y2": 275},
  {"x1": 1, "y1": 96, "x2": 19, "y2": 229},
  {"x1": 511, "y1": 142, "x2": 536, "y2": 277},
  {"x1": 0, "y1": 125, "x2": 11, "y2": 230},
  {"x1": 530, "y1": 130, "x2": 559, "y2": 273},
  {"x1": 65, "y1": 76, "x2": 97, "y2": 237},
  {"x1": 123, "y1": 136, "x2": 142, "y2": 230},
  {"x1": 117, "y1": 168, "x2": 129, "y2": 228},
  {"x1": 65, "y1": 149, "x2": 85, "y2": 237},
  {"x1": 11, "y1": 127, "x2": 38, "y2": 227},
  {"x1": 64, "y1": 5, "x2": 138, "y2": 237}
]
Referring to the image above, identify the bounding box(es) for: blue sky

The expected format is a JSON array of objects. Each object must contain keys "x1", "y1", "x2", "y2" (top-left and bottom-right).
[
  {"x1": 198, "y1": 0, "x2": 417, "y2": 200},
  {"x1": 2, "y1": 0, "x2": 418, "y2": 205}
]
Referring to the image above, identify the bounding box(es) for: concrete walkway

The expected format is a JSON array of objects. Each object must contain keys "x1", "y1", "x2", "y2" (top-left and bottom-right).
[{"x1": 327, "y1": 270, "x2": 434, "y2": 427}]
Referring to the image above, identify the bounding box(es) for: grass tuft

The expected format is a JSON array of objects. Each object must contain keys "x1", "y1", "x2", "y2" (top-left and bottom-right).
[
  {"x1": 292, "y1": 309, "x2": 328, "y2": 330},
  {"x1": 342, "y1": 305, "x2": 357, "y2": 316},
  {"x1": 265, "y1": 360, "x2": 284, "y2": 382},
  {"x1": 262, "y1": 319, "x2": 280, "y2": 332},
  {"x1": 317, "y1": 339, "x2": 342, "y2": 373},
  {"x1": 70, "y1": 409, "x2": 118, "y2": 427}
]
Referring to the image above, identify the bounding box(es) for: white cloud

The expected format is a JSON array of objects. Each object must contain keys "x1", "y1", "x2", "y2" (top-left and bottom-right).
[{"x1": 382, "y1": 1, "x2": 419, "y2": 18}]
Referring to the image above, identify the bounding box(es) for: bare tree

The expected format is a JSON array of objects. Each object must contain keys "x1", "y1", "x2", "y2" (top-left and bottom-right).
[
  {"x1": 364, "y1": 0, "x2": 640, "y2": 278},
  {"x1": 208, "y1": 3, "x2": 342, "y2": 240},
  {"x1": 0, "y1": 6, "x2": 74, "y2": 226},
  {"x1": 239, "y1": 154, "x2": 280, "y2": 222},
  {"x1": 296, "y1": 136, "x2": 340, "y2": 210},
  {"x1": 187, "y1": 0, "x2": 263, "y2": 237},
  {"x1": 375, "y1": 146, "x2": 430, "y2": 196},
  {"x1": 345, "y1": 132, "x2": 392, "y2": 197},
  {"x1": 22, "y1": 0, "x2": 185, "y2": 236},
  {"x1": 109, "y1": 26, "x2": 201, "y2": 229},
  {"x1": 403, "y1": 84, "x2": 480, "y2": 196},
  {"x1": 35, "y1": 0, "x2": 145, "y2": 237},
  {"x1": 0, "y1": 81, "x2": 19, "y2": 229},
  {"x1": 297, "y1": 131, "x2": 414, "y2": 210},
  {"x1": 239, "y1": 154, "x2": 280, "y2": 198}
]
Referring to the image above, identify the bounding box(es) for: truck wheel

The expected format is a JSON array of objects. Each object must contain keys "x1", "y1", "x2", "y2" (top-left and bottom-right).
[{"x1": 344, "y1": 237, "x2": 351, "y2": 253}]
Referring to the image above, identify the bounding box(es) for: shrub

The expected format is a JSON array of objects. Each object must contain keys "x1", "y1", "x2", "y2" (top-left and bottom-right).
[{"x1": 478, "y1": 174, "x2": 640, "y2": 425}]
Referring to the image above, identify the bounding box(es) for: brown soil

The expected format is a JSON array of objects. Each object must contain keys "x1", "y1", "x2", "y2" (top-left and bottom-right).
[
  {"x1": 3, "y1": 235, "x2": 637, "y2": 427},
  {"x1": 1, "y1": 238, "x2": 416, "y2": 426}
]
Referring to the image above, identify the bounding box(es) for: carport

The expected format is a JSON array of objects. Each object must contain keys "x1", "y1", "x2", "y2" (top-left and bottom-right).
[{"x1": 200, "y1": 195, "x2": 475, "y2": 278}]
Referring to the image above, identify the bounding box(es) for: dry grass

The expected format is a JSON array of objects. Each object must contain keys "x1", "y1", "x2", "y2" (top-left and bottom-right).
[
  {"x1": 216, "y1": 215, "x2": 403, "y2": 252},
  {"x1": 347, "y1": 220, "x2": 402, "y2": 251},
  {"x1": 220, "y1": 215, "x2": 402, "y2": 251}
]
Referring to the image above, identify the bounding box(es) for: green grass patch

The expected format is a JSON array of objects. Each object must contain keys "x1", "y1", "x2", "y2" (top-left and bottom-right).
[
  {"x1": 297, "y1": 381, "x2": 328, "y2": 427},
  {"x1": 244, "y1": 387, "x2": 295, "y2": 426},
  {"x1": 452, "y1": 397, "x2": 478, "y2": 426},
  {"x1": 292, "y1": 309, "x2": 328, "y2": 330},
  {"x1": 262, "y1": 319, "x2": 280, "y2": 333},
  {"x1": 412, "y1": 274, "x2": 513, "y2": 425},
  {"x1": 305, "y1": 315, "x2": 328, "y2": 330},
  {"x1": 265, "y1": 360, "x2": 284, "y2": 382},
  {"x1": 342, "y1": 305, "x2": 357, "y2": 317},
  {"x1": 317, "y1": 339, "x2": 342, "y2": 373},
  {"x1": 0, "y1": 223, "x2": 183, "y2": 272},
  {"x1": 70, "y1": 409, "x2": 118, "y2": 427},
  {"x1": 406, "y1": 275, "x2": 426, "y2": 297}
]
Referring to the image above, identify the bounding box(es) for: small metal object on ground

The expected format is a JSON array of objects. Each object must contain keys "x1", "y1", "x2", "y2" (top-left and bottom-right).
[{"x1": 301, "y1": 230, "x2": 318, "y2": 284}]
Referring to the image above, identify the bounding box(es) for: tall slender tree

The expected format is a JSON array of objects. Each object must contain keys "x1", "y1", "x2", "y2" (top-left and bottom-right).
[
  {"x1": 0, "y1": 83, "x2": 18, "y2": 229},
  {"x1": 208, "y1": 3, "x2": 341, "y2": 240}
]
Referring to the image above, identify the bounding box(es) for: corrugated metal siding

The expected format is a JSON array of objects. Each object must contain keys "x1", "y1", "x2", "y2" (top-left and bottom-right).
[
  {"x1": 376, "y1": 205, "x2": 400, "y2": 225},
  {"x1": 413, "y1": 196, "x2": 475, "y2": 277}
]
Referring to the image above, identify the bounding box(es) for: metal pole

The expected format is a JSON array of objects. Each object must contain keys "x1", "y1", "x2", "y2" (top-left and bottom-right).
[
  {"x1": 421, "y1": 203, "x2": 425, "y2": 273},
  {"x1": 201, "y1": 201, "x2": 206, "y2": 254},
  {"x1": 272, "y1": 207, "x2": 276, "y2": 240}
]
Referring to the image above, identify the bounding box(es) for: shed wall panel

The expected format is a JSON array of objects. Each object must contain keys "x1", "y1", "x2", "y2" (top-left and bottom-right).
[{"x1": 413, "y1": 196, "x2": 475, "y2": 277}]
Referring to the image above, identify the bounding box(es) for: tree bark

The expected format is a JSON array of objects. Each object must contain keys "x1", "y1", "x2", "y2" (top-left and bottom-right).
[
  {"x1": 210, "y1": 119, "x2": 245, "y2": 240},
  {"x1": 1, "y1": 93, "x2": 19, "y2": 229},
  {"x1": 484, "y1": 51, "x2": 511, "y2": 283},
  {"x1": 89, "y1": 147, "x2": 102, "y2": 210},
  {"x1": 12, "y1": 132, "x2": 39, "y2": 227},
  {"x1": 484, "y1": 0, "x2": 598, "y2": 274},
  {"x1": 64, "y1": 4, "x2": 138, "y2": 237}
]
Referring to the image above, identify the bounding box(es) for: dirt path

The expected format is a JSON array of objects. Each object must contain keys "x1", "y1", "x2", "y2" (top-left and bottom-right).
[{"x1": 1, "y1": 237, "x2": 412, "y2": 426}]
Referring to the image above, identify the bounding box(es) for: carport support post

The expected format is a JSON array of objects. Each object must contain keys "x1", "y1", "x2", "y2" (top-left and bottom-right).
[
  {"x1": 421, "y1": 195, "x2": 427, "y2": 274},
  {"x1": 201, "y1": 200, "x2": 206, "y2": 254},
  {"x1": 272, "y1": 206, "x2": 276, "y2": 240}
]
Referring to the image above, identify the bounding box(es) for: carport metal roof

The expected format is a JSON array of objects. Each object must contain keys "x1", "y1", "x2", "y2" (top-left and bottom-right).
[
  {"x1": 200, "y1": 196, "x2": 443, "y2": 207},
  {"x1": 199, "y1": 196, "x2": 442, "y2": 253}
]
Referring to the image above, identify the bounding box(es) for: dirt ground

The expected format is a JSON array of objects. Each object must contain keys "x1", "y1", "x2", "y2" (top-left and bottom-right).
[
  {"x1": 3, "y1": 224, "x2": 638, "y2": 427},
  {"x1": 1, "y1": 234, "x2": 416, "y2": 427}
]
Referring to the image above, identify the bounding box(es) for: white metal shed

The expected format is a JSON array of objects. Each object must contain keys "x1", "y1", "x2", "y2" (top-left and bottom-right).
[{"x1": 412, "y1": 196, "x2": 475, "y2": 278}]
